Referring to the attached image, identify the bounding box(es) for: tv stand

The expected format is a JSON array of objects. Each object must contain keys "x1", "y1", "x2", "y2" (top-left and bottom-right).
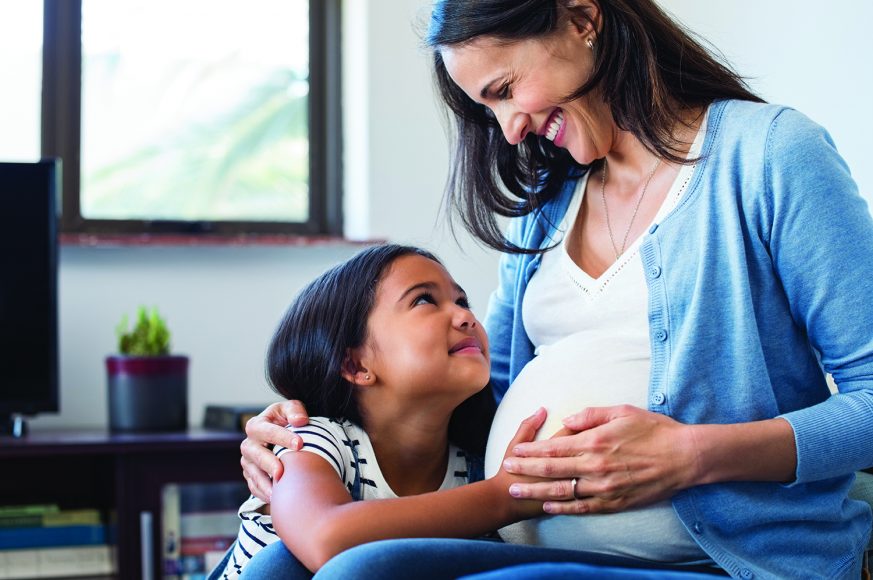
[
  {"x1": 0, "y1": 413, "x2": 28, "y2": 437},
  {"x1": 0, "y1": 428, "x2": 244, "y2": 579}
]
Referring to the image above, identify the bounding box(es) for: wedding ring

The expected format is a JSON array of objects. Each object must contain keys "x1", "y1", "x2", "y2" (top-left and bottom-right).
[{"x1": 570, "y1": 477, "x2": 578, "y2": 499}]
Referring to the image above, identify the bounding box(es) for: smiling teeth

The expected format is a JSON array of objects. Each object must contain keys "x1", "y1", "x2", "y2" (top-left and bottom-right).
[{"x1": 545, "y1": 111, "x2": 564, "y2": 141}]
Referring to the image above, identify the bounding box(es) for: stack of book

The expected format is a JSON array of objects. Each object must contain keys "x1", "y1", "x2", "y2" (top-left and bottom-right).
[
  {"x1": 163, "y1": 482, "x2": 248, "y2": 580},
  {"x1": 0, "y1": 504, "x2": 115, "y2": 579},
  {"x1": 202, "y1": 405, "x2": 265, "y2": 432}
]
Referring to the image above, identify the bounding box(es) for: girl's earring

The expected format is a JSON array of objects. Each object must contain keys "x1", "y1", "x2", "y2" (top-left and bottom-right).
[
  {"x1": 365, "y1": 374, "x2": 371, "y2": 380},
  {"x1": 586, "y1": 37, "x2": 595, "y2": 50}
]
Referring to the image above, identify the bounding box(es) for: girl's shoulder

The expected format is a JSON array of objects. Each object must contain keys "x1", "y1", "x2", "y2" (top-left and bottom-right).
[
  {"x1": 275, "y1": 417, "x2": 363, "y2": 461},
  {"x1": 273, "y1": 416, "x2": 370, "y2": 489}
]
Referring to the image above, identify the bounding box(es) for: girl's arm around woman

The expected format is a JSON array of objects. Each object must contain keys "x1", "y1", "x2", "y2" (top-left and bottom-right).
[{"x1": 271, "y1": 410, "x2": 546, "y2": 573}]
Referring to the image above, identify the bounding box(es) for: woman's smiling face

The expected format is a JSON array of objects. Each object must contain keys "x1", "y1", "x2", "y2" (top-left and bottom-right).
[{"x1": 440, "y1": 21, "x2": 614, "y2": 165}]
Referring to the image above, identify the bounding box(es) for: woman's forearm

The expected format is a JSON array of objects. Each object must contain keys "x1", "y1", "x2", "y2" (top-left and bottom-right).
[
  {"x1": 504, "y1": 406, "x2": 800, "y2": 513},
  {"x1": 687, "y1": 417, "x2": 797, "y2": 486}
]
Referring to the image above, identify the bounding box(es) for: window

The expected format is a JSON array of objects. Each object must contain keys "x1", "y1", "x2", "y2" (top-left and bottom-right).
[{"x1": 42, "y1": 0, "x2": 341, "y2": 238}]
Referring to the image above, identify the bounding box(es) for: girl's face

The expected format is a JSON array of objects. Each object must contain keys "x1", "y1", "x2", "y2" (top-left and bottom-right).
[
  {"x1": 359, "y1": 254, "x2": 490, "y2": 401},
  {"x1": 440, "y1": 21, "x2": 614, "y2": 165}
]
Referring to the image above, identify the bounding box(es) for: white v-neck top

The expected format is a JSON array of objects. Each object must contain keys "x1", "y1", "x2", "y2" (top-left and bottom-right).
[
  {"x1": 523, "y1": 123, "x2": 704, "y2": 358},
  {"x1": 484, "y1": 112, "x2": 711, "y2": 563}
]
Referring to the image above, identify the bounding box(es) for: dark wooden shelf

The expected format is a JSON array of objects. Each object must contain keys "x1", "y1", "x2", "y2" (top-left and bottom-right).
[
  {"x1": 0, "y1": 428, "x2": 245, "y2": 579},
  {"x1": 0, "y1": 428, "x2": 244, "y2": 457}
]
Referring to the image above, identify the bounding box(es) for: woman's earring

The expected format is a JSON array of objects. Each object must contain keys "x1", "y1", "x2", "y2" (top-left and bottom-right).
[
  {"x1": 365, "y1": 374, "x2": 371, "y2": 380},
  {"x1": 586, "y1": 37, "x2": 595, "y2": 50}
]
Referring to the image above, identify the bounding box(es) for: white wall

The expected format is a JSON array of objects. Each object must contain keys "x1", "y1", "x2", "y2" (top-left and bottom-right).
[
  {"x1": 659, "y1": 0, "x2": 873, "y2": 202},
  {"x1": 35, "y1": 0, "x2": 873, "y2": 428}
]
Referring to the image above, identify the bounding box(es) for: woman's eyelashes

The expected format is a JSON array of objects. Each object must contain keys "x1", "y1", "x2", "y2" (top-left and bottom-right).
[{"x1": 477, "y1": 81, "x2": 511, "y2": 119}]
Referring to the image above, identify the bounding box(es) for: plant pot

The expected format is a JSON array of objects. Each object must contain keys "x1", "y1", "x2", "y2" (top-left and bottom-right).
[{"x1": 106, "y1": 355, "x2": 189, "y2": 432}]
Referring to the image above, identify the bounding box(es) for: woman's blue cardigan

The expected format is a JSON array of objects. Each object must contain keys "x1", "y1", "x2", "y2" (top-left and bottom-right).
[{"x1": 483, "y1": 99, "x2": 873, "y2": 579}]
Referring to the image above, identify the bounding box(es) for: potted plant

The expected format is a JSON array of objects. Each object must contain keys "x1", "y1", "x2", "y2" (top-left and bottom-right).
[{"x1": 106, "y1": 307, "x2": 188, "y2": 432}]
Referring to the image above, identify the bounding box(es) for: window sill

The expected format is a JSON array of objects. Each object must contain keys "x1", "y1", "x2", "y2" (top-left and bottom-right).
[{"x1": 59, "y1": 233, "x2": 382, "y2": 248}]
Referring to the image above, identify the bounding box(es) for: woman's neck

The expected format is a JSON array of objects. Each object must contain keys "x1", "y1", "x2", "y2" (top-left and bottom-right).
[
  {"x1": 606, "y1": 106, "x2": 705, "y2": 195},
  {"x1": 358, "y1": 397, "x2": 456, "y2": 497}
]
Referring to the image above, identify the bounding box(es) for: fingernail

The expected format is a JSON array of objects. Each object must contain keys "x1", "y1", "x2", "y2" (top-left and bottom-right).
[
  {"x1": 509, "y1": 484, "x2": 521, "y2": 497},
  {"x1": 290, "y1": 414, "x2": 306, "y2": 422},
  {"x1": 543, "y1": 502, "x2": 554, "y2": 513},
  {"x1": 503, "y1": 459, "x2": 516, "y2": 472}
]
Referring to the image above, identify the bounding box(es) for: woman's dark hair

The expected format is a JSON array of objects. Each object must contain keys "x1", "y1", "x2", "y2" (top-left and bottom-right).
[
  {"x1": 427, "y1": 0, "x2": 764, "y2": 253},
  {"x1": 267, "y1": 243, "x2": 495, "y2": 456}
]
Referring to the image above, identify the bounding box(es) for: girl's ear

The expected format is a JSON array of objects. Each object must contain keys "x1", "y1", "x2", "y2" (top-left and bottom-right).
[{"x1": 341, "y1": 349, "x2": 376, "y2": 386}]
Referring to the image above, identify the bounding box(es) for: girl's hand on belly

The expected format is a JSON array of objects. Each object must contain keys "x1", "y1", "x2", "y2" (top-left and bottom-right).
[
  {"x1": 489, "y1": 407, "x2": 553, "y2": 520},
  {"x1": 500, "y1": 404, "x2": 700, "y2": 515}
]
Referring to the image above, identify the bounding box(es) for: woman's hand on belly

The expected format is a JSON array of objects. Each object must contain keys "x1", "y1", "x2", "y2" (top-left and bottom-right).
[{"x1": 501, "y1": 405, "x2": 700, "y2": 515}]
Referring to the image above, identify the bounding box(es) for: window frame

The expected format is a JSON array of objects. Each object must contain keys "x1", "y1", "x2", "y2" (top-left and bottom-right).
[{"x1": 42, "y1": 0, "x2": 342, "y2": 238}]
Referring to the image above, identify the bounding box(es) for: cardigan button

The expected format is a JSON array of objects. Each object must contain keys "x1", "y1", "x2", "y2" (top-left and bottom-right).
[
  {"x1": 654, "y1": 329, "x2": 668, "y2": 342},
  {"x1": 648, "y1": 266, "x2": 662, "y2": 279},
  {"x1": 649, "y1": 224, "x2": 659, "y2": 234},
  {"x1": 692, "y1": 522, "x2": 703, "y2": 534},
  {"x1": 651, "y1": 392, "x2": 666, "y2": 406},
  {"x1": 739, "y1": 569, "x2": 754, "y2": 579}
]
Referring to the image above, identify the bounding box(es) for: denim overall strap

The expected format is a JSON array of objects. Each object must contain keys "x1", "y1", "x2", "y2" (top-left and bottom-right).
[
  {"x1": 348, "y1": 435, "x2": 364, "y2": 501},
  {"x1": 466, "y1": 453, "x2": 485, "y2": 484}
]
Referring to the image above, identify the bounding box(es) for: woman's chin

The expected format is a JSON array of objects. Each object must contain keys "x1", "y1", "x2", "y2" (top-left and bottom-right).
[{"x1": 566, "y1": 145, "x2": 598, "y2": 166}]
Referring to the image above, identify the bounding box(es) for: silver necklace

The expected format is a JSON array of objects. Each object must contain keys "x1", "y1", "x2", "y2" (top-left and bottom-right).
[{"x1": 600, "y1": 157, "x2": 661, "y2": 259}]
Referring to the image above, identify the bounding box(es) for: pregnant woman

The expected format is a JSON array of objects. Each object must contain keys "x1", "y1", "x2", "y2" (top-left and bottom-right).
[{"x1": 239, "y1": 1, "x2": 873, "y2": 578}]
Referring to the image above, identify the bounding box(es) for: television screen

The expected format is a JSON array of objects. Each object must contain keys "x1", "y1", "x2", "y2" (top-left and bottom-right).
[{"x1": 0, "y1": 160, "x2": 59, "y2": 423}]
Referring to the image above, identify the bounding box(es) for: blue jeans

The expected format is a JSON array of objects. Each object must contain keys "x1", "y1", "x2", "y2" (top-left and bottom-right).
[
  {"x1": 314, "y1": 539, "x2": 725, "y2": 579},
  {"x1": 238, "y1": 540, "x2": 313, "y2": 580},
  {"x1": 242, "y1": 537, "x2": 726, "y2": 579}
]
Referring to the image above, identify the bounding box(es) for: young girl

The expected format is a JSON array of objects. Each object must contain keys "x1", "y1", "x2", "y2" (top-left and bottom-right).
[{"x1": 218, "y1": 244, "x2": 546, "y2": 578}]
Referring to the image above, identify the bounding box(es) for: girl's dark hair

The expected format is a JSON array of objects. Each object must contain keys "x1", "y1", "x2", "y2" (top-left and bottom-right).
[
  {"x1": 267, "y1": 244, "x2": 495, "y2": 456},
  {"x1": 427, "y1": 0, "x2": 764, "y2": 253}
]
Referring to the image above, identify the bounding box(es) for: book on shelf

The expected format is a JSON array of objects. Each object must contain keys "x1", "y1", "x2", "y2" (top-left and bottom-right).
[
  {"x1": 0, "y1": 508, "x2": 102, "y2": 529},
  {"x1": 0, "y1": 505, "x2": 115, "y2": 578},
  {"x1": 0, "y1": 523, "x2": 113, "y2": 550},
  {"x1": 0, "y1": 544, "x2": 115, "y2": 579},
  {"x1": 163, "y1": 482, "x2": 248, "y2": 579},
  {"x1": 163, "y1": 484, "x2": 182, "y2": 578},
  {"x1": 0, "y1": 505, "x2": 59, "y2": 517},
  {"x1": 202, "y1": 404, "x2": 264, "y2": 432}
]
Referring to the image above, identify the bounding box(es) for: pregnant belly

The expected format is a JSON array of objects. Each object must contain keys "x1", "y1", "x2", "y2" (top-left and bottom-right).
[
  {"x1": 482, "y1": 336, "x2": 700, "y2": 558},
  {"x1": 484, "y1": 334, "x2": 650, "y2": 480}
]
